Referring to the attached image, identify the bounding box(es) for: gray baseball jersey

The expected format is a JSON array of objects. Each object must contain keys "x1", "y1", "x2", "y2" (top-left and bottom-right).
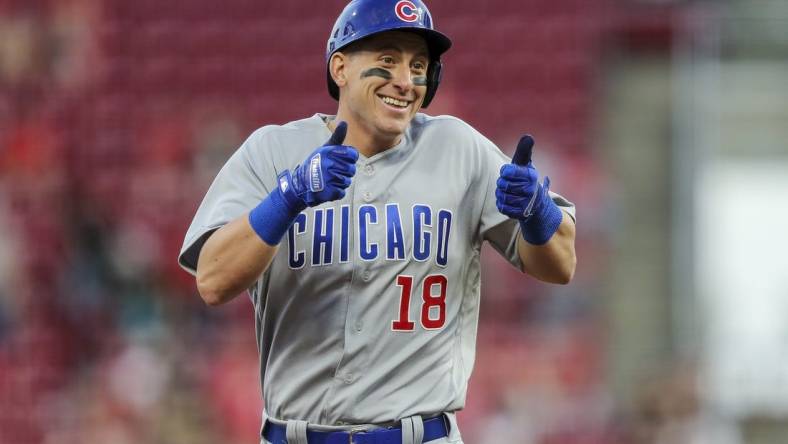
[{"x1": 179, "y1": 113, "x2": 575, "y2": 427}]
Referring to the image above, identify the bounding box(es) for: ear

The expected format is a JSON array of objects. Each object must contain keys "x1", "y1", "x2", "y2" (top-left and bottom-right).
[{"x1": 329, "y1": 52, "x2": 349, "y2": 88}]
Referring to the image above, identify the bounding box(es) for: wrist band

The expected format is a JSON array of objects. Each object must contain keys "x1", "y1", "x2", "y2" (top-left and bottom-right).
[
  {"x1": 248, "y1": 171, "x2": 305, "y2": 246},
  {"x1": 520, "y1": 177, "x2": 563, "y2": 245}
]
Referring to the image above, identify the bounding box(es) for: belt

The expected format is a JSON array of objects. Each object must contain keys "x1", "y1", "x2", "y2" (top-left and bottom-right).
[{"x1": 263, "y1": 415, "x2": 449, "y2": 444}]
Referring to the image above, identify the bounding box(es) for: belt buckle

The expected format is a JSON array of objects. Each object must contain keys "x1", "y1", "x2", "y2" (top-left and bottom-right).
[{"x1": 348, "y1": 427, "x2": 364, "y2": 444}]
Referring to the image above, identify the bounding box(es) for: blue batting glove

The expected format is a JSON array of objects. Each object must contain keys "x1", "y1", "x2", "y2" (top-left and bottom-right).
[
  {"x1": 495, "y1": 135, "x2": 563, "y2": 245},
  {"x1": 249, "y1": 121, "x2": 358, "y2": 245},
  {"x1": 280, "y1": 121, "x2": 358, "y2": 211}
]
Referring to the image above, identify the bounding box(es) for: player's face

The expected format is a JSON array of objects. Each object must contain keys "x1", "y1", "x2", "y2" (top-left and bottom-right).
[{"x1": 337, "y1": 32, "x2": 429, "y2": 143}]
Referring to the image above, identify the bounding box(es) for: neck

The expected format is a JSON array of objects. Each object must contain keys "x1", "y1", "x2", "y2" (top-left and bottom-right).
[{"x1": 331, "y1": 109, "x2": 402, "y2": 158}]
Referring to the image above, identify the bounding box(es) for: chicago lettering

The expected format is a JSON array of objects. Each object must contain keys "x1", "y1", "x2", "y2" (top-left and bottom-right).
[{"x1": 287, "y1": 203, "x2": 452, "y2": 268}]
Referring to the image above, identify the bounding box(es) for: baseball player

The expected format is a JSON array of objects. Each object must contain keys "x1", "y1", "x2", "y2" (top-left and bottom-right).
[{"x1": 179, "y1": 0, "x2": 576, "y2": 443}]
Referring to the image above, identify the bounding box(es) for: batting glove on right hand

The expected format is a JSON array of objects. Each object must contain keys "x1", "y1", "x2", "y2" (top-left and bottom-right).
[
  {"x1": 278, "y1": 121, "x2": 359, "y2": 213},
  {"x1": 495, "y1": 135, "x2": 563, "y2": 245},
  {"x1": 249, "y1": 121, "x2": 358, "y2": 245}
]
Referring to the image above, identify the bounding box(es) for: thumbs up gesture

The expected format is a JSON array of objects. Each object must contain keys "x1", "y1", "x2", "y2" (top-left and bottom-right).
[
  {"x1": 495, "y1": 135, "x2": 563, "y2": 245},
  {"x1": 280, "y1": 121, "x2": 359, "y2": 212}
]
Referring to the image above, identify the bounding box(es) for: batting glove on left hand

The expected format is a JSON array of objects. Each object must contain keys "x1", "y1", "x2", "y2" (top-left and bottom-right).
[{"x1": 495, "y1": 135, "x2": 563, "y2": 245}]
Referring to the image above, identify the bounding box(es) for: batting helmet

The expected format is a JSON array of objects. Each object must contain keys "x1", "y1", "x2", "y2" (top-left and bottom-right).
[{"x1": 326, "y1": 0, "x2": 452, "y2": 108}]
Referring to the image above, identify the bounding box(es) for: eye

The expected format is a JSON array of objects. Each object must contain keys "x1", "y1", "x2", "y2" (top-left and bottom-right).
[
  {"x1": 381, "y1": 56, "x2": 395, "y2": 65},
  {"x1": 412, "y1": 61, "x2": 427, "y2": 72}
]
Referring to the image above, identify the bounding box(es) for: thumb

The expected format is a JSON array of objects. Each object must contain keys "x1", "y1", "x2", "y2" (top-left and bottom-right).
[
  {"x1": 324, "y1": 121, "x2": 348, "y2": 146},
  {"x1": 511, "y1": 134, "x2": 534, "y2": 166}
]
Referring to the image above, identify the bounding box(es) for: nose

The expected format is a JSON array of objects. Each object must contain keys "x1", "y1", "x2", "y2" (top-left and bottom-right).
[{"x1": 389, "y1": 65, "x2": 414, "y2": 94}]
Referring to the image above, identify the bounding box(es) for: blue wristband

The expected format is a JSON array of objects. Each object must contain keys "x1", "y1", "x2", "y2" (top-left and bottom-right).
[
  {"x1": 519, "y1": 178, "x2": 564, "y2": 245},
  {"x1": 520, "y1": 202, "x2": 563, "y2": 245},
  {"x1": 248, "y1": 171, "x2": 305, "y2": 246}
]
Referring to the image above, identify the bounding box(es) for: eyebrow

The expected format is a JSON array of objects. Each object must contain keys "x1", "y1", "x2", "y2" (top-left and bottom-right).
[{"x1": 374, "y1": 44, "x2": 429, "y2": 59}]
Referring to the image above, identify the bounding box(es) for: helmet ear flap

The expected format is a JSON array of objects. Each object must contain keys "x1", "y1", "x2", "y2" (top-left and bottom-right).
[{"x1": 421, "y1": 59, "x2": 442, "y2": 108}]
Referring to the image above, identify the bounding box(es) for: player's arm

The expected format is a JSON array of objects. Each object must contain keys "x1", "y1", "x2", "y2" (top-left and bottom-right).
[
  {"x1": 196, "y1": 122, "x2": 358, "y2": 305},
  {"x1": 196, "y1": 215, "x2": 280, "y2": 305},
  {"x1": 496, "y1": 135, "x2": 577, "y2": 284},
  {"x1": 515, "y1": 211, "x2": 576, "y2": 284}
]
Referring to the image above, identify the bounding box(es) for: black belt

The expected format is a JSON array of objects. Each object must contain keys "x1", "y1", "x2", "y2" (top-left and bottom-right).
[{"x1": 263, "y1": 415, "x2": 449, "y2": 444}]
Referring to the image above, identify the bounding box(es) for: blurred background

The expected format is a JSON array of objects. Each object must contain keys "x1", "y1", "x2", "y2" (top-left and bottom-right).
[{"x1": 1, "y1": 0, "x2": 787, "y2": 443}]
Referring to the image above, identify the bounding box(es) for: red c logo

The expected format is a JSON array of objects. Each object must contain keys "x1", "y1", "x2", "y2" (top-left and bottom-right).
[{"x1": 395, "y1": 0, "x2": 419, "y2": 23}]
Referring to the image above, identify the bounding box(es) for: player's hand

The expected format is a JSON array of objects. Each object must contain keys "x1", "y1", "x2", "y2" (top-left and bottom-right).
[
  {"x1": 496, "y1": 135, "x2": 563, "y2": 245},
  {"x1": 495, "y1": 135, "x2": 547, "y2": 221},
  {"x1": 279, "y1": 121, "x2": 359, "y2": 211}
]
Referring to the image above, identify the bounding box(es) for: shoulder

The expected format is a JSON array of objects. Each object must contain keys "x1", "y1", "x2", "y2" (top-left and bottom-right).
[
  {"x1": 411, "y1": 113, "x2": 503, "y2": 157},
  {"x1": 244, "y1": 114, "x2": 326, "y2": 150},
  {"x1": 412, "y1": 113, "x2": 477, "y2": 135},
  {"x1": 235, "y1": 115, "x2": 327, "y2": 169}
]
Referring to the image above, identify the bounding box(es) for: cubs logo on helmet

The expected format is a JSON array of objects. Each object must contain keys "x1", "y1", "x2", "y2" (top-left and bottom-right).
[{"x1": 395, "y1": 1, "x2": 420, "y2": 23}]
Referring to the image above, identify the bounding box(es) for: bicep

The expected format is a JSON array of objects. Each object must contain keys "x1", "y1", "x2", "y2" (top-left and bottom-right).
[{"x1": 179, "y1": 132, "x2": 277, "y2": 274}]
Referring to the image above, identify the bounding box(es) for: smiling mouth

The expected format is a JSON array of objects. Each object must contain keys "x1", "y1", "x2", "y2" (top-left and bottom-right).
[{"x1": 378, "y1": 94, "x2": 411, "y2": 109}]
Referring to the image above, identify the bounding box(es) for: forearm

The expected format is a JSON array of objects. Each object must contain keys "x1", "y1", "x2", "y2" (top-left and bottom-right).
[
  {"x1": 196, "y1": 214, "x2": 279, "y2": 305},
  {"x1": 194, "y1": 123, "x2": 357, "y2": 305},
  {"x1": 517, "y1": 210, "x2": 576, "y2": 284}
]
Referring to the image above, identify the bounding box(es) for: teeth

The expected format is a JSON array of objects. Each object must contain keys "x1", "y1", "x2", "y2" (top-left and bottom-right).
[{"x1": 381, "y1": 96, "x2": 409, "y2": 108}]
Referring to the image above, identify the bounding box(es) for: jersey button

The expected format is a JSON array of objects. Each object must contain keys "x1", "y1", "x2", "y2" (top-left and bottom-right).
[
  {"x1": 343, "y1": 373, "x2": 355, "y2": 384},
  {"x1": 362, "y1": 271, "x2": 371, "y2": 281},
  {"x1": 363, "y1": 164, "x2": 374, "y2": 176},
  {"x1": 354, "y1": 320, "x2": 363, "y2": 332},
  {"x1": 362, "y1": 191, "x2": 373, "y2": 202}
]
